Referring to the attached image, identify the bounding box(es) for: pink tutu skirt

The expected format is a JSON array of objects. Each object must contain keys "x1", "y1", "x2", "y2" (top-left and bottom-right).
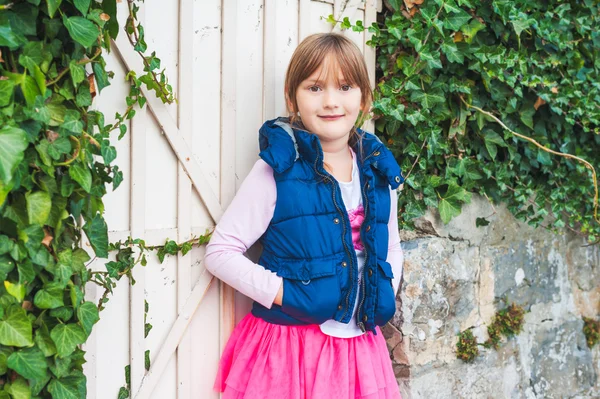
[{"x1": 214, "y1": 313, "x2": 402, "y2": 399}]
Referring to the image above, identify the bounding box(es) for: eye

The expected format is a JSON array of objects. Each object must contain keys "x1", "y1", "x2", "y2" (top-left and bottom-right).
[
  {"x1": 340, "y1": 84, "x2": 352, "y2": 92},
  {"x1": 308, "y1": 86, "x2": 322, "y2": 93}
]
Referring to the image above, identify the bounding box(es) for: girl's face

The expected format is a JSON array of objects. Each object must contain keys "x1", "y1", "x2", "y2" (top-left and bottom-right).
[{"x1": 294, "y1": 58, "x2": 362, "y2": 146}]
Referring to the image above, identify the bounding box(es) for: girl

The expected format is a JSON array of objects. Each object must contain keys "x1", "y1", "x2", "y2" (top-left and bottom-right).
[{"x1": 205, "y1": 33, "x2": 404, "y2": 399}]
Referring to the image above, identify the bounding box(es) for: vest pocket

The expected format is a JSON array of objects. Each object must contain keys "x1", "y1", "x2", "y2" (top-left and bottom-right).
[
  {"x1": 374, "y1": 260, "x2": 396, "y2": 326},
  {"x1": 280, "y1": 258, "x2": 342, "y2": 325}
]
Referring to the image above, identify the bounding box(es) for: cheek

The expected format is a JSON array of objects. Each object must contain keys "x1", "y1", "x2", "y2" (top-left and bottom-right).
[{"x1": 347, "y1": 92, "x2": 362, "y2": 113}]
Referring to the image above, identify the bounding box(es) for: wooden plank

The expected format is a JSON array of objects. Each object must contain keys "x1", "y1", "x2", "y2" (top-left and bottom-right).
[
  {"x1": 363, "y1": 0, "x2": 377, "y2": 132},
  {"x1": 130, "y1": 71, "x2": 148, "y2": 398},
  {"x1": 191, "y1": 0, "x2": 223, "y2": 229},
  {"x1": 111, "y1": 36, "x2": 224, "y2": 224},
  {"x1": 133, "y1": 272, "x2": 215, "y2": 399},
  {"x1": 219, "y1": 0, "x2": 239, "y2": 367},
  {"x1": 177, "y1": 0, "x2": 194, "y2": 396},
  {"x1": 264, "y1": 0, "x2": 299, "y2": 121},
  {"x1": 299, "y1": 0, "x2": 312, "y2": 40},
  {"x1": 307, "y1": 0, "x2": 334, "y2": 34}
]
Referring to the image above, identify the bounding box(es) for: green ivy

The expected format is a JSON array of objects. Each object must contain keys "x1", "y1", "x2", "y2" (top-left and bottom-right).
[
  {"x1": 0, "y1": 0, "x2": 174, "y2": 396},
  {"x1": 334, "y1": 0, "x2": 600, "y2": 241}
]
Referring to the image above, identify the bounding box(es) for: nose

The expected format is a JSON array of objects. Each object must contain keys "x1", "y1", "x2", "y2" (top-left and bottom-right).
[{"x1": 323, "y1": 88, "x2": 339, "y2": 109}]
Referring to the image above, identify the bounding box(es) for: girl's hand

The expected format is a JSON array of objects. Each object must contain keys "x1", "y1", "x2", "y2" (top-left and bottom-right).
[{"x1": 273, "y1": 282, "x2": 284, "y2": 306}]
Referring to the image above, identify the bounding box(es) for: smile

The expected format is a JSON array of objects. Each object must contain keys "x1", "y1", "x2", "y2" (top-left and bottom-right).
[{"x1": 318, "y1": 115, "x2": 344, "y2": 120}]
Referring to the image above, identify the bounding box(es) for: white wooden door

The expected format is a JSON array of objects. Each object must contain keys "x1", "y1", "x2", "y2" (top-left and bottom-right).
[{"x1": 83, "y1": 1, "x2": 378, "y2": 398}]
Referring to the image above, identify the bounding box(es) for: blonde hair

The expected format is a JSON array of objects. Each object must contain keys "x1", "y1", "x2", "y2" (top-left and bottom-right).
[{"x1": 284, "y1": 33, "x2": 372, "y2": 133}]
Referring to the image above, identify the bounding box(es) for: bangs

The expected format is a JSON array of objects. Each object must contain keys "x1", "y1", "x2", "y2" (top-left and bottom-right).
[{"x1": 303, "y1": 45, "x2": 365, "y2": 90}]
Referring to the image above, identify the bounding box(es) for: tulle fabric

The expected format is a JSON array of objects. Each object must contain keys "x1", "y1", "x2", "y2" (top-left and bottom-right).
[{"x1": 214, "y1": 313, "x2": 402, "y2": 399}]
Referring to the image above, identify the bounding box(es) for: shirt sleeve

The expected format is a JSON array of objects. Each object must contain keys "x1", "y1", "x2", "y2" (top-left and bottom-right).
[
  {"x1": 387, "y1": 187, "x2": 404, "y2": 296},
  {"x1": 203, "y1": 159, "x2": 283, "y2": 309}
]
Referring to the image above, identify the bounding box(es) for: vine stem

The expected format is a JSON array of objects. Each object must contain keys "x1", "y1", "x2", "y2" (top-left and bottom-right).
[
  {"x1": 46, "y1": 47, "x2": 102, "y2": 86},
  {"x1": 404, "y1": 137, "x2": 428, "y2": 180},
  {"x1": 460, "y1": 96, "x2": 599, "y2": 226},
  {"x1": 125, "y1": 0, "x2": 173, "y2": 102}
]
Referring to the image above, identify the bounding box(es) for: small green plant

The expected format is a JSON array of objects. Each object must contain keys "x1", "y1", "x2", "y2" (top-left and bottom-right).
[
  {"x1": 583, "y1": 317, "x2": 600, "y2": 349},
  {"x1": 456, "y1": 329, "x2": 479, "y2": 362},
  {"x1": 457, "y1": 303, "x2": 526, "y2": 362},
  {"x1": 484, "y1": 303, "x2": 526, "y2": 349}
]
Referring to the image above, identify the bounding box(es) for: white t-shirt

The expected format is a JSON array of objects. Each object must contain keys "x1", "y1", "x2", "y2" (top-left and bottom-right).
[{"x1": 319, "y1": 152, "x2": 367, "y2": 338}]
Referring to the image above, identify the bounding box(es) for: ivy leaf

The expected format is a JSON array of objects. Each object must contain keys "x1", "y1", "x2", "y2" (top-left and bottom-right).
[
  {"x1": 118, "y1": 387, "x2": 130, "y2": 399},
  {"x1": 0, "y1": 80, "x2": 15, "y2": 107},
  {"x1": 83, "y1": 214, "x2": 108, "y2": 258},
  {"x1": 419, "y1": 47, "x2": 442, "y2": 69},
  {"x1": 50, "y1": 324, "x2": 86, "y2": 358},
  {"x1": 69, "y1": 163, "x2": 92, "y2": 193},
  {"x1": 63, "y1": 16, "x2": 99, "y2": 48},
  {"x1": 0, "y1": 346, "x2": 13, "y2": 375},
  {"x1": 410, "y1": 89, "x2": 446, "y2": 108},
  {"x1": 0, "y1": 14, "x2": 27, "y2": 50},
  {"x1": 47, "y1": 0, "x2": 63, "y2": 18},
  {"x1": 17, "y1": 261, "x2": 36, "y2": 285},
  {"x1": 70, "y1": 61, "x2": 86, "y2": 87},
  {"x1": 483, "y1": 130, "x2": 505, "y2": 160},
  {"x1": 438, "y1": 184, "x2": 471, "y2": 224},
  {"x1": 34, "y1": 283, "x2": 65, "y2": 309},
  {"x1": 537, "y1": 149, "x2": 553, "y2": 166},
  {"x1": 0, "y1": 256, "x2": 16, "y2": 281},
  {"x1": 73, "y1": 0, "x2": 90, "y2": 15},
  {"x1": 0, "y1": 305, "x2": 33, "y2": 347},
  {"x1": 441, "y1": 41, "x2": 464, "y2": 63},
  {"x1": 7, "y1": 346, "x2": 48, "y2": 380},
  {"x1": 519, "y1": 105, "x2": 535, "y2": 129},
  {"x1": 103, "y1": 0, "x2": 119, "y2": 39},
  {"x1": 4, "y1": 282, "x2": 25, "y2": 303},
  {"x1": 34, "y1": 325, "x2": 57, "y2": 356},
  {"x1": 77, "y1": 301, "x2": 99, "y2": 336},
  {"x1": 71, "y1": 249, "x2": 90, "y2": 274},
  {"x1": 512, "y1": 17, "x2": 534, "y2": 37},
  {"x1": 47, "y1": 374, "x2": 87, "y2": 399},
  {"x1": 0, "y1": 237, "x2": 13, "y2": 256},
  {"x1": 443, "y1": 9, "x2": 471, "y2": 31},
  {"x1": 49, "y1": 356, "x2": 71, "y2": 379},
  {"x1": 101, "y1": 142, "x2": 117, "y2": 165},
  {"x1": 26, "y1": 191, "x2": 52, "y2": 226},
  {"x1": 5, "y1": 376, "x2": 30, "y2": 399},
  {"x1": 0, "y1": 126, "x2": 28, "y2": 184},
  {"x1": 92, "y1": 62, "x2": 110, "y2": 93}
]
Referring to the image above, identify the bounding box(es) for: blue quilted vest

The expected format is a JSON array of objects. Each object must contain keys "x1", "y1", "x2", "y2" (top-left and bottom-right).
[{"x1": 251, "y1": 117, "x2": 404, "y2": 334}]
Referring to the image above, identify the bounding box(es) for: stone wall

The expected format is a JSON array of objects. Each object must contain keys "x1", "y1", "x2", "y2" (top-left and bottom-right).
[{"x1": 386, "y1": 195, "x2": 600, "y2": 398}]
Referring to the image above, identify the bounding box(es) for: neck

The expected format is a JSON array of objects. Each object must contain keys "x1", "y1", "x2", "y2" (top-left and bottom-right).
[
  {"x1": 320, "y1": 132, "x2": 351, "y2": 156},
  {"x1": 321, "y1": 138, "x2": 353, "y2": 182},
  {"x1": 322, "y1": 140, "x2": 351, "y2": 163}
]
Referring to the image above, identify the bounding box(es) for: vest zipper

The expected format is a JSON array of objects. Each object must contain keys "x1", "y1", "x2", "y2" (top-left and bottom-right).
[
  {"x1": 357, "y1": 180, "x2": 369, "y2": 332},
  {"x1": 313, "y1": 155, "x2": 356, "y2": 321},
  {"x1": 356, "y1": 147, "x2": 380, "y2": 333}
]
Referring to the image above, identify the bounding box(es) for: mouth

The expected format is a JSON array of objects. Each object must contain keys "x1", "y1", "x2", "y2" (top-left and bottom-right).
[{"x1": 318, "y1": 115, "x2": 344, "y2": 120}]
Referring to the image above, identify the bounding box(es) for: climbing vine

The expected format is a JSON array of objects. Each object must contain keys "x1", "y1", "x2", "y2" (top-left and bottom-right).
[
  {"x1": 332, "y1": 0, "x2": 600, "y2": 242},
  {"x1": 0, "y1": 0, "x2": 174, "y2": 397}
]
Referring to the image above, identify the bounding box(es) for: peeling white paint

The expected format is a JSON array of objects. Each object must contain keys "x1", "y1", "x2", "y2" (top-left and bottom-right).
[
  {"x1": 427, "y1": 319, "x2": 443, "y2": 337},
  {"x1": 515, "y1": 267, "x2": 525, "y2": 286}
]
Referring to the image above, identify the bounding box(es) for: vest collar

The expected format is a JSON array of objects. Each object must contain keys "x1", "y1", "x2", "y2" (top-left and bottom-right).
[{"x1": 259, "y1": 117, "x2": 404, "y2": 189}]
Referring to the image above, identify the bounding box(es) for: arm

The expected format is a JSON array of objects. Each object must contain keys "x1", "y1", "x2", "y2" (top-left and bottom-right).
[
  {"x1": 387, "y1": 187, "x2": 404, "y2": 295},
  {"x1": 204, "y1": 159, "x2": 283, "y2": 309}
]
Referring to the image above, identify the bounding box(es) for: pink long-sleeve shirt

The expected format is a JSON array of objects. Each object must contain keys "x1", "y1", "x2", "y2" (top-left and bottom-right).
[{"x1": 204, "y1": 159, "x2": 404, "y2": 312}]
